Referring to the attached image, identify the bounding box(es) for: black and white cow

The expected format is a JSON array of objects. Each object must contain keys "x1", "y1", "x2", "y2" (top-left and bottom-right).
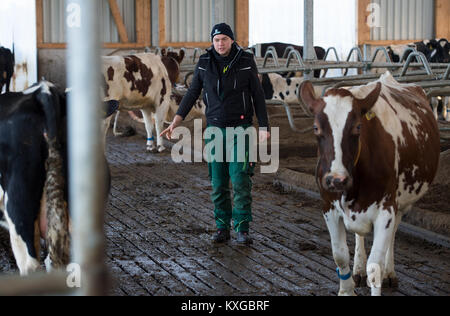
[
  {"x1": 260, "y1": 73, "x2": 325, "y2": 104},
  {"x1": 252, "y1": 42, "x2": 326, "y2": 78},
  {"x1": 380, "y1": 39, "x2": 450, "y2": 64},
  {"x1": 0, "y1": 46, "x2": 14, "y2": 93},
  {"x1": 0, "y1": 81, "x2": 116, "y2": 275}
]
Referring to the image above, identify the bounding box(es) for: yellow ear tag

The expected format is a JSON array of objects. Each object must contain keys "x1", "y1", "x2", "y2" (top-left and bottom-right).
[{"x1": 365, "y1": 111, "x2": 376, "y2": 121}]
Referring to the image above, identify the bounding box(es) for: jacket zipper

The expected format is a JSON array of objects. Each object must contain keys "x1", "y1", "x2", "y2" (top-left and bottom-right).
[
  {"x1": 205, "y1": 93, "x2": 209, "y2": 106},
  {"x1": 242, "y1": 91, "x2": 247, "y2": 113}
]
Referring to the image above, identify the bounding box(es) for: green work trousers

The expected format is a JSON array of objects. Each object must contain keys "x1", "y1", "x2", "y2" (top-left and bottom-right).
[{"x1": 206, "y1": 126, "x2": 256, "y2": 232}]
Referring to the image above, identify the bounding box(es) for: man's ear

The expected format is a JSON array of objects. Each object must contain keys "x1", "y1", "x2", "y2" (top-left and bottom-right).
[{"x1": 300, "y1": 81, "x2": 322, "y2": 115}]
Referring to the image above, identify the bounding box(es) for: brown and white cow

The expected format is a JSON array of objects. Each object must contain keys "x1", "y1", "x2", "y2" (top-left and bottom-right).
[
  {"x1": 109, "y1": 50, "x2": 186, "y2": 140},
  {"x1": 300, "y1": 72, "x2": 440, "y2": 296},
  {"x1": 102, "y1": 52, "x2": 174, "y2": 152}
]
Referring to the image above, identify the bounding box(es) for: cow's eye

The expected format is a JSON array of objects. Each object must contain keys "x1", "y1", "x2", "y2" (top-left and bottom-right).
[{"x1": 313, "y1": 124, "x2": 320, "y2": 134}]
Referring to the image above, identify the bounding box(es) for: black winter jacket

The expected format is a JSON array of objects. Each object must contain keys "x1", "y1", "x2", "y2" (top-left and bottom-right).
[{"x1": 176, "y1": 44, "x2": 269, "y2": 128}]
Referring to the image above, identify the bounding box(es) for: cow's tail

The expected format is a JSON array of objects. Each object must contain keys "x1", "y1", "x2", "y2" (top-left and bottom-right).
[
  {"x1": 35, "y1": 82, "x2": 70, "y2": 270},
  {"x1": 12, "y1": 42, "x2": 15, "y2": 65}
]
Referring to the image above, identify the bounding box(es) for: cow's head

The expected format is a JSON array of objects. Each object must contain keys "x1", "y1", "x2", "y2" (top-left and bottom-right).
[
  {"x1": 160, "y1": 50, "x2": 185, "y2": 87},
  {"x1": 300, "y1": 81, "x2": 381, "y2": 193}
]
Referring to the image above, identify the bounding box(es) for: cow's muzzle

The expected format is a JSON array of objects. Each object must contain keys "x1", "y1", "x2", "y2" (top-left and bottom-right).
[{"x1": 323, "y1": 174, "x2": 352, "y2": 192}]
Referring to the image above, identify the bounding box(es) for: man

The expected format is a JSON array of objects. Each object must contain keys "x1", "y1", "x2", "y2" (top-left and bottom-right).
[{"x1": 161, "y1": 23, "x2": 270, "y2": 245}]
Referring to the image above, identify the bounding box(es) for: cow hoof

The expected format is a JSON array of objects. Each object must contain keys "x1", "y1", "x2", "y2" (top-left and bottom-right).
[
  {"x1": 382, "y1": 277, "x2": 399, "y2": 288},
  {"x1": 157, "y1": 146, "x2": 166, "y2": 153},
  {"x1": 338, "y1": 290, "x2": 357, "y2": 296},
  {"x1": 353, "y1": 274, "x2": 367, "y2": 288},
  {"x1": 147, "y1": 145, "x2": 157, "y2": 152}
]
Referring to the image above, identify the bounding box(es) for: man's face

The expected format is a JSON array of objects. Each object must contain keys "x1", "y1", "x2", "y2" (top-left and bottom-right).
[{"x1": 213, "y1": 34, "x2": 234, "y2": 56}]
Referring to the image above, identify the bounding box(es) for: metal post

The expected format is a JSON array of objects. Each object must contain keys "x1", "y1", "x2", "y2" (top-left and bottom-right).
[
  {"x1": 303, "y1": 0, "x2": 315, "y2": 79},
  {"x1": 66, "y1": 0, "x2": 107, "y2": 296}
]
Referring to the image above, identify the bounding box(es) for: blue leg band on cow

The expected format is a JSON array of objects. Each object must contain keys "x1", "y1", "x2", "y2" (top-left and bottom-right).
[
  {"x1": 336, "y1": 268, "x2": 352, "y2": 281},
  {"x1": 147, "y1": 137, "x2": 154, "y2": 141}
]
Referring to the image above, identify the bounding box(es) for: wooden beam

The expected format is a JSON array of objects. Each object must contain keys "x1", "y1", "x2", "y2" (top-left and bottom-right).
[
  {"x1": 136, "y1": 0, "x2": 151, "y2": 46},
  {"x1": 38, "y1": 43, "x2": 152, "y2": 50},
  {"x1": 107, "y1": 0, "x2": 129, "y2": 43},
  {"x1": 436, "y1": 0, "x2": 450, "y2": 39},
  {"x1": 357, "y1": 0, "x2": 371, "y2": 45},
  {"x1": 159, "y1": 0, "x2": 166, "y2": 47},
  {"x1": 235, "y1": 0, "x2": 249, "y2": 48},
  {"x1": 157, "y1": 42, "x2": 211, "y2": 49},
  {"x1": 359, "y1": 40, "x2": 419, "y2": 46},
  {"x1": 143, "y1": 0, "x2": 152, "y2": 46},
  {"x1": 36, "y1": 0, "x2": 44, "y2": 45}
]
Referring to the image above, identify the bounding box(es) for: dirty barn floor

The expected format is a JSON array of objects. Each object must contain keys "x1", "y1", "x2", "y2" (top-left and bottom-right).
[
  {"x1": 0, "y1": 132, "x2": 448, "y2": 296},
  {"x1": 103, "y1": 134, "x2": 450, "y2": 296}
]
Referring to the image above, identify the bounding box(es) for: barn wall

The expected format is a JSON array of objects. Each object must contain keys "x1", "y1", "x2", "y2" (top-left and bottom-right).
[
  {"x1": 370, "y1": 0, "x2": 435, "y2": 41},
  {"x1": 162, "y1": 0, "x2": 235, "y2": 44},
  {"x1": 42, "y1": 0, "x2": 136, "y2": 43}
]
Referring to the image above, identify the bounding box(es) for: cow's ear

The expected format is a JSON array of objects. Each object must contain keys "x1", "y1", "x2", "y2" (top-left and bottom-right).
[
  {"x1": 178, "y1": 50, "x2": 185, "y2": 64},
  {"x1": 300, "y1": 81, "x2": 321, "y2": 115},
  {"x1": 103, "y1": 100, "x2": 119, "y2": 118},
  {"x1": 355, "y1": 82, "x2": 381, "y2": 114}
]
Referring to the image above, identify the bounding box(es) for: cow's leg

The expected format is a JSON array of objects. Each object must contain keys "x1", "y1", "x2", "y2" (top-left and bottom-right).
[
  {"x1": 353, "y1": 234, "x2": 367, "y2": 287},
  {"x1": 141, "y1": 108, "x2": 156, "y2": 152},
  {"x1": 112, "y1": 111, "x2": 121, "y2": 136},
  {"x1": 6, "y1": 76, "x2": 11, "y2": 93},
  {"x1": 383, "y1": 210, "x2": 404, "y2": 288},
  {"x1": 3, "y1": 192, "x2": 41, "y2": 276},
  {"x1": 366, "y1": 209, "x2": 395, "y2": 296},
  {"x1": 430, "y1": 97, "x2": 439, "y2": 120},
  {"x1": 101, "y1": 115, "x2": 113, "y2": 151},
  {"x1": 445, "y1": 97, "x2": 450, "y2": 122},
  {"x1": 324, "y1": 210, "x2": 355, "y2": 296},
  {"x1": 154, "y1": 104, "x2": 168, "y2": 153},
  {"x1": 0, "y1": 185, "x2": 7, "y2": 230}
]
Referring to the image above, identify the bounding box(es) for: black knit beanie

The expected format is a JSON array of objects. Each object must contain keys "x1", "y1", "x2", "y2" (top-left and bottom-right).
[{"x1": 211, "y1": 23, "x2": 235, "y2": 41}]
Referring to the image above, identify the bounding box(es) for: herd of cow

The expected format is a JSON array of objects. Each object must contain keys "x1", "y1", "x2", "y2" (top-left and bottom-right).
[{"x1": 0, "y1": 40, "x2": 445, "y2": 295}]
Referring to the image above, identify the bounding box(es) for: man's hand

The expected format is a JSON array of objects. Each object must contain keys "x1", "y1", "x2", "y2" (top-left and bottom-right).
[
  {"x1": 160, "y1": 115, "x2": 183, "y2": 140},
  {"x1": 259, "y1": 129, "x2": 271, "y2": 143}
]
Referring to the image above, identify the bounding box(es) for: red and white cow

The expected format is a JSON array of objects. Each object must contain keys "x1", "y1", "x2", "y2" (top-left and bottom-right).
[
  {"x1": 300, "y1": 72, "x2": 440, "y2": 296},
  {"x1": 102, "y1": 52, "x2": 174, "y2": 152},
  {"x1": 430, "y1": 96, "x2": 450, "y2": 122}
]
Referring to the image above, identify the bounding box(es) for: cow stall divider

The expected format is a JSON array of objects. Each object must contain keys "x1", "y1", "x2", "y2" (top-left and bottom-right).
[
  {"x1": 169, "y1": 44, "x2": 450, "y2": 135},
  {"x1": 0, "y1": 0, "x2": 107, "y2": 296}
]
